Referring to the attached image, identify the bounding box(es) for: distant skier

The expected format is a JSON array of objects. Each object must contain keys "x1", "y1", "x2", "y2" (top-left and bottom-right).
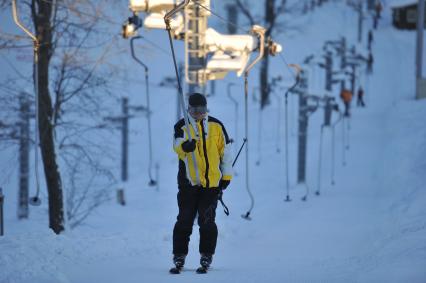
[
  {"x1": 375, "y1": 1, "x2": 383, "y2": 19},
  {"x1": 357, "y1": 86, "x2": 366, "y2": 107},
  {"x1": 340, "y1": 89, "x2": 352, "y2": 117},
  {"x1": 373, "y1": 1, "x2": 382, "y2": 29},
  {"x1": 367, "y1": 52, "x2": 374, "y2": 74},
  {"x1": 367, "y1": 30, "x2": 373, "y2": 50},
  {"x1": 171, "y1": 93, "x2": 233, "y2": 274}
]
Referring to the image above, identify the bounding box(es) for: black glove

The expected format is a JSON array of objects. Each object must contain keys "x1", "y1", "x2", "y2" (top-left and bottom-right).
[
  {"x1": 219, "y1": 179, "x2": 230, "y2": 190},
  {"x1": 181, "y1": 139, "x2": 196, "y2": 153}
]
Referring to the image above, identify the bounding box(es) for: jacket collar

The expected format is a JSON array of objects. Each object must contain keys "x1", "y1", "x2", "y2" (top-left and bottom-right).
[{"x1": 188, "y1": 115, "x2": 209, "y2": 139}]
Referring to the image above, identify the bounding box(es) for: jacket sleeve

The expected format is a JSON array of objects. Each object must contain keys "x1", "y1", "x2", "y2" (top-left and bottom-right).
[
  {"x1": 219, "y1": 124, "x2": 233, "y2": 181},
  {"x1": 173, "y1": 120, "x2": 187, "y2": 157}
]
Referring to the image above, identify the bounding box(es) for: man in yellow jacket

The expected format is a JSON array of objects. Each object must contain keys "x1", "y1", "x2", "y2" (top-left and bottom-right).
[{"x1": 172, "y1": 93, "x2": 233, "y2": 272}]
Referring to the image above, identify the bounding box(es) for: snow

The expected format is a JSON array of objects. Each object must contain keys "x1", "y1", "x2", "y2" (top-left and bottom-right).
[{"x1": 1, "y1": 1, "x2": 426, "y2": 283}]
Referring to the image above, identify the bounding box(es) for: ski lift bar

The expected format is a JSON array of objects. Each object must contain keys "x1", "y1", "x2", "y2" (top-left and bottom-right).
[
  {"x1": 164, "y1": 0, "x2": 201, "y2": 185},
  {"x1": 242, "y1": 25, "x2": 266, "y2": 220},
  {"x1": 12, "y1": 0, "x2": 38, "y2": 44},
  {"x1": 12, "y1": 0, "x2": 43, "y2": 207}
]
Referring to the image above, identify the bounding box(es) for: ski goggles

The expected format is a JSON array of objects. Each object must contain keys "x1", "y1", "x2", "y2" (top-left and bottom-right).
[{"x1": 188, "y1": 105, "x2": 207, "y2": 114}]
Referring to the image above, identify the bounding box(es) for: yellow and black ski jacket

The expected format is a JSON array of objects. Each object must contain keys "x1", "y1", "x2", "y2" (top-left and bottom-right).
[{"x1": 173, "y1": 115, "x2": 233, "y2": 189}]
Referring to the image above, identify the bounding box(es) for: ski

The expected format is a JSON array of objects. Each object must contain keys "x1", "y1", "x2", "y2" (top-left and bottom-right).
[
  {"x1": 196, "y1": 266, "x2": 208, "y2": 274},
  {"x1": 169, "y1": 267, "x2": 182, "y2": 274}
]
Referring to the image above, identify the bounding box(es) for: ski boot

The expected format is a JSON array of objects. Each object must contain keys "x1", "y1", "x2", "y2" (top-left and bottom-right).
[
  {"x1": 169, "y1": 254, "x2": 186, "y2": 274},
  {"x1": 197, "y1": 253, "x2": 213, "y2": 274}
]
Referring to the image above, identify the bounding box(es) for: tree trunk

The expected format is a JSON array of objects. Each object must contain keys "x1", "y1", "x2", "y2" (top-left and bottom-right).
[
  {"x1": 33, "y1": 0, "x2": 65, "y2": 234},
  {"x1": 260, "y1": 0, "x2": 275, "y2": 109}
]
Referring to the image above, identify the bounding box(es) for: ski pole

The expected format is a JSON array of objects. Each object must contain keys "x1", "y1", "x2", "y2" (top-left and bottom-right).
[
  {"x1": 217, "y1": 190, "x2": 229, "y2": 216},
  {"x1": 164, "y1": 1, "x2": 201, "y2": 185},
  {"x1": 232, "y1": 138, "x2": 247, "y2": 167},
  {"x1": 130, "y1": 36, "x2": 156, "y2": 186},
  {"x1": 215, "y1": 138, "x2": 248, "y2": 216}
]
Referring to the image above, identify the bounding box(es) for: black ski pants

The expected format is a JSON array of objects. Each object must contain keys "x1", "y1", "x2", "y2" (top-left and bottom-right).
[{"x1": 173, "y1": 185, "x2": 219, "y2": 256}]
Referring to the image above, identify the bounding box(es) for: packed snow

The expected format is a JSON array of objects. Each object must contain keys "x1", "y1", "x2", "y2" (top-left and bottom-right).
[{"x1": 1, "y1": 1, "x2": 425, "y2": 283}]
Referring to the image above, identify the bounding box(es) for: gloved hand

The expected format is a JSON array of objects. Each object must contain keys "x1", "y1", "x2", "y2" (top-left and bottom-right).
[
  {"x1": 181, "y1": 139, "x2": 196, "y2": 153},
  {"x1": 219, "y1": 179, "x2": 230, "y2": 190}
]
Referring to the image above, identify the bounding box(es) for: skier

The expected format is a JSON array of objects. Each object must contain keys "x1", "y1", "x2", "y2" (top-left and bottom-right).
[
  {"x1": 367, "y1": 30, "x2": 373, "y2": 51},
  {"x1": 340, "y1": 89, "x2": 352, "y2": 117},
  {"x1": 373, "y1": 1, "x2": 382, "y2": 29},
  {"x1": 171, "y1": 93, "x2": 233, "y2": 274},
  {"x1": 375, "y1": 1, "x2": 382, "y2": 19},
  {"x1": 367, "y1": 52, "x2": 374, "y2": 74},
  {"x1": 357, "y1": 86, "x2": 366, "y2": 107}
]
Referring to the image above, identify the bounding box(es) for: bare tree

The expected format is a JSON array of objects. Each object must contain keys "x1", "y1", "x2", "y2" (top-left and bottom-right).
[{"x1": 0, "y1": 0, "x2": 124, "y2": 232}]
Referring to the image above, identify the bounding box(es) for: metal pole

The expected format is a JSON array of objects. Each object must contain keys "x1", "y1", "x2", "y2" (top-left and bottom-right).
[
  {"x1": 341, "y1": 37, "x2": 347, "y2": 69},
  {"x1": 12, "y1": 0, "x2": 42, "y2": 206},
  {"x1": 0, "y1": 187, "x2": 3, "y2": 236},
  {"x1": 342, "y1": 117, "x2": 347, "y2": 166},
  {"x1": 276, "y1": 94, "x2": 282, "y2": 153},
  {"x1": 122, "y1": 97, "x2": 129, "y2": 182},
  {"x1": 351, "y1": 65, "x2": 356, "y2": 97},
  {"x1": 416, "y1": 0, "x2": 425, "y2": 99},
  {"x1": 242, "y1": 25, "x2": 266, "y2": 219},
  {"x1": 357, "y1": 1, "x2": 363, "y2": 43},
  {"x1": 186, "y1": 0, "x2": 208, "y2": 93},
  {"x1": 242, "y1": 75, "x2": 254, "y2": 219},
  {"x1": 256, "y1": 104, "x2": 262, "y2": 166},
  {"x1": 130, "y1": 37, "x2": 156, "y2": 185},
  {"x1": 331, "y1": 125, "x2": 336, "y2": 185},
  {"x1": 145, "y1": 71, "x2": 156, "y2": 185},
  {"x1": 227, "y1": 83, "x2": 239, "y2": 161},
  {"x1": 297, "y1": 72, "x2": 309, "y2": 184},
  {"x1": 316, "y1": 126, "x2": 324, "y2": 195},
  {"x1": 164, "y1": 3, "x2": 201, "y2": 185},
  {"x1": 331, "y1": 112, "x2": 342, "y2": 185},
  {"x1": 284, "y1": 89, "x2": 291, "y2": 201},
  {"x1": 325, "y1": 52, "x2": 333, "y2": 91},
  {"x1": 177, "y1": 63, "x2": 184, "y2": 121},
  {"x1": 155, "y1": 163, "x2": 160, "y2": 191},
  {"x1": 18, "y1": 93, "x2": 30, "y2": 219}
]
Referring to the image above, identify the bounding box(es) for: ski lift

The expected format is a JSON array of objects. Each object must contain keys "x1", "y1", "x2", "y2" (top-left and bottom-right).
[
  {"x1": 205, "y1": 28, "x2": 257, "y2": 53},
  {"x1": 201, "y1": 27, "x2": 281, "y2": 80},
  {"x1": 205, "y1": 52, "x2": 251, "y2": 79},
  {"x1": 130, "y1": 0, "x2": 176, "y2": 13},
  {"x1": 122, "y1": 14, "x2": 143, "y2": 38},
  {"x1": 125, "y1": 0, "x2": 185, "y2": 39},
  {"x1": 144, "y1": 12, "x2": 184, "y2": 33}
]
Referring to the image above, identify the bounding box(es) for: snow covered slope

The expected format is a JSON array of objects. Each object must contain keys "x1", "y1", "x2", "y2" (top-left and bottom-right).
[{"x1": 1, "y1": 1, "x2": 425, "y2": 283}]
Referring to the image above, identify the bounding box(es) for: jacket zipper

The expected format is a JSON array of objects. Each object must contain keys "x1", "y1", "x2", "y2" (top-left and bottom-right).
[{"x1": 200, "y1": 121, "x2": 209, "y2": 189}]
